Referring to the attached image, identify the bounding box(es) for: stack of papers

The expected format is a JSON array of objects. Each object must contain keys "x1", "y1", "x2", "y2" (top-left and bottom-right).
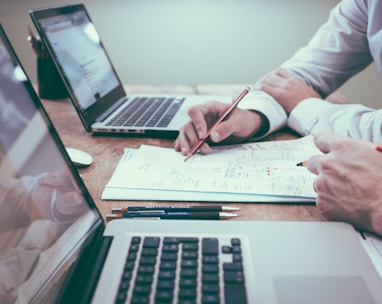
[{"x1": 102, "y1": 136, "x2": 321, "y2": 202}]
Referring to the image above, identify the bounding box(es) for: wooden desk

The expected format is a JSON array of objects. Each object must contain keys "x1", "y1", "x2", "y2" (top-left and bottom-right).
[{"x1": 41, "y1": 85, "x2": 325, "y2": 223}]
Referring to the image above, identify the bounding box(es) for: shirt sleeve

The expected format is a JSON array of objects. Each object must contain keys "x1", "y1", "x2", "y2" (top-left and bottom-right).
[
  {"x1": 238, "y1": 90, "x2": 287, "y2": 140},
  {"x1": 288, "y1": 98, "x2": 382, "y2": 143},
  {"x1": 281, "y1": 0, "x2": 373, "y2": 98}
]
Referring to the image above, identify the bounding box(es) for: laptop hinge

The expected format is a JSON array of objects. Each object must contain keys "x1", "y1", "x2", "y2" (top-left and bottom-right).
[{"x1": 59, "y1": 226, "x2": 113, "y2": 304}]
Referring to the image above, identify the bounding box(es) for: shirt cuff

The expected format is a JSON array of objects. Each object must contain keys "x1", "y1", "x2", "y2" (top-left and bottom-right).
[
  {"x1": 238, "y1": 90, "x2": 287, "y2": 139},
  {"x1": 287, "y1": 98, "x2": 333, "y2": 135}
]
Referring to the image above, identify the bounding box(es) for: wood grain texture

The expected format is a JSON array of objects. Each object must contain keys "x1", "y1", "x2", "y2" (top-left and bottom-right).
[{"x1": 41, "y1": 85, "x2": 325, "y2": 223}]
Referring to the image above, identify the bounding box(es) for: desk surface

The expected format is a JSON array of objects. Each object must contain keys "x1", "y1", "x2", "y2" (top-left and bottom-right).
[{"x1": 41, "y1": 84, "x2": 325, "y2": 223}]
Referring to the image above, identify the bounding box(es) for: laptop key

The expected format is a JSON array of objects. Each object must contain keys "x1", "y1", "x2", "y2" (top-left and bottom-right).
[
  {"x1": 116, "y1": 235, "x2": 249, "y2": 304},
  {"x1": 157, "y1": 98, "x2": 185, "y2": 127},
  {"x1": 202, "y1": 238, "x2": 219, "y2": 255},
  {"x1": 224, "y1": 282, "x2": 247, "y2": 304}
]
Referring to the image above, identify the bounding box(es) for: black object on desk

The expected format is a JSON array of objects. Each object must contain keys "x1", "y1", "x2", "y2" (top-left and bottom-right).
[
  {"x1": 28, "y1": 26, "x2": 68, "y2": 100},
  {"x1": 37, "y1": 56, "x2": 68, "y2": 100}
]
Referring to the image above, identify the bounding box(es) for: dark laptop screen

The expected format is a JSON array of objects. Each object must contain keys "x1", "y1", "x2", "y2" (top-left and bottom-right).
[
  {"x1": 33, "y1": 8, "x2": 120, "y2": 111},
  {"x1": 0, "y1": 25, "x2": 100, "y2": 303}
]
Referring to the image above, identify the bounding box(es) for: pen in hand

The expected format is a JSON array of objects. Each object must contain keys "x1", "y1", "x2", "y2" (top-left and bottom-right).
[
  {"x1": 296, "y1": 161, "x2": 307, "y2": 167},
  {"x1": 297, "y1": 145, "x2": 382, "y2": 166},
  {"x1": 184, "y1": 86, "x2": 251, "y2": 162}
]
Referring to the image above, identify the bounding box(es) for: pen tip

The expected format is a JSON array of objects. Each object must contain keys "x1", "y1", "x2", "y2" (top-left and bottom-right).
[
  {"x1": 220, "y1": 212, "x2": 238, "y2": 219},
  {"x1": 222, "y1": 206, "x2": 240, "y2": 211},
  {"x1": 106, "y1": 214, "x2": 119, "y2": 221}
]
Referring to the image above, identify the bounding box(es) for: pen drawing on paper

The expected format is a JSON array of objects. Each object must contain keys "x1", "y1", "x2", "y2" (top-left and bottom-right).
[{"x1": 106, "y1": 136, "x2": 321, "y2": 198}]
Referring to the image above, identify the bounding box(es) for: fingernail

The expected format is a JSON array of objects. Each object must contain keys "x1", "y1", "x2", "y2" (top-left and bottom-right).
[
  {"x1": 181, "y1": 147, "x2": 187, "y2": 154},
  {"x1": 211, "y1": 131, "x2": 220, "y2": 141}
]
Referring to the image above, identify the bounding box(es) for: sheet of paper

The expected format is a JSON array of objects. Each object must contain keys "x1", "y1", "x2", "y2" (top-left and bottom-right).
[{"x1": 102, "y1": 136, "x2": 320, "y2": 202}]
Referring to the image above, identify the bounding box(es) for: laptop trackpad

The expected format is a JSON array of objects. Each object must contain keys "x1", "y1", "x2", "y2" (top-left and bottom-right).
[{"x1": 274, "y1": 276, "x2": 375, "y2": 304}]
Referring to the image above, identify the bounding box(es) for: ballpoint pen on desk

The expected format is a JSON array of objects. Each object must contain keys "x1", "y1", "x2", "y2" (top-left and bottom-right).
[
  {"x1": 106, "y1": 212, "x2": 238, "y2": 221},
  {"x1": 111, "y1": 205, "x2": 240, "y2": 213},
  {"x1": 184, "y1": 86, "x2": 251, "y2": 162}
]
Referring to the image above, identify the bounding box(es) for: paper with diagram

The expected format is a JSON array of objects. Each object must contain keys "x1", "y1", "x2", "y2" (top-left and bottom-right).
[{"x1": 102, "y1": 136, "x2": 321, "y2": 202}]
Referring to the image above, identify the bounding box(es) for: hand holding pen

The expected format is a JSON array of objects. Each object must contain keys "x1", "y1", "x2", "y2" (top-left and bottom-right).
[
  {"x1": 175, "y1": 87, "x2": 258, "y2": 160},
  {"x1": 184, "y1": 87, "x2": 250, "y2": 161}
]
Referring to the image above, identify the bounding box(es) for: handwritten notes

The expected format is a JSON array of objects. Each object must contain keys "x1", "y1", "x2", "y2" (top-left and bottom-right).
[{"x1": 102, "y1": 136, "x2": 321, "y2": 202}]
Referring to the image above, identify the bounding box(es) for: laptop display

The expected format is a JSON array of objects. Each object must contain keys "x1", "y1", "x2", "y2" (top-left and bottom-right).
[
  {"x1": 30, "y1": 4, "x2": 232, "y2": 137},
  {"x1": 0, "y1": 24, "x2": 102, "y2": 303},
  {"x1": 0, "y1": 23, "x2": 381, "y2": 304}
]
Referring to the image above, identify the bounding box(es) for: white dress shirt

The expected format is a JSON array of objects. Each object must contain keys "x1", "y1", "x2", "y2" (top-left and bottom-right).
[{"x1": 241, "y1": 0, "x2": 382, "y2": 142}]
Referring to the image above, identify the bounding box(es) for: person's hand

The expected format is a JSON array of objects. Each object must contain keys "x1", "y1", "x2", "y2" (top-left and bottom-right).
[
  {"x1": 175, "y1": 100, "x2": 266, "y2": 156},
  {"x1": 307, "y1": 131, "x2": 382, "y2": 236},
  {"x1": 254, "y1": 68, "x2": 321, "y2": 114},
  {"x1": 31, "y1": 168, "x2": 88, "y2": 223}
]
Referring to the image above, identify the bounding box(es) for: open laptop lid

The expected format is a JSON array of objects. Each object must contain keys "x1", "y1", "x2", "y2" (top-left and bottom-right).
[
  {"x1": 0, "y1": 24, "x2": 104, "y2": 303},
  {"x1": 29, "y1": 3, "x2": 127, "y2": 131}
]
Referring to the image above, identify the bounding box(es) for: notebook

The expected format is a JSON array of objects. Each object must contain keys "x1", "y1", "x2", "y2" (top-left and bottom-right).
[
  {"x1": 0, "y1": 24, "x2": 381, "y2": 304},
  {"x1": 29, "y1": 3, "x2": 232, "y2": 138}
]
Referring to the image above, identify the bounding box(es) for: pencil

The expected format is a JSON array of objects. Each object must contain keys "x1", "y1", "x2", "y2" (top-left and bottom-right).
[
  {"x1": 297, "y1": 145, "x2": 382, "y2": 166},
  {"x1": 296, "y1": 161, "x2": 307, "y2": 167},
  {"x1": 184, "y1": 86, "x2": 251, "y2": 162}
]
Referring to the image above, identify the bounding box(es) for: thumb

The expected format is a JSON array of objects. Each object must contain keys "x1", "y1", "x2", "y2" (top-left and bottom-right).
[{"x1": 209, "y1": 120, "x2": 235, "y2": 143}]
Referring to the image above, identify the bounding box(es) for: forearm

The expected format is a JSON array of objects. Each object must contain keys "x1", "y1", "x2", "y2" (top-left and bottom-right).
[{"x1": 0, "y1": 177, "x2": 35, "y2": 231}]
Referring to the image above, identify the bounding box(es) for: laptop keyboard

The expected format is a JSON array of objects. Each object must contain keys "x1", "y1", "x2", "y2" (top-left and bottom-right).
[
  {"x1": 115, "y1": 236, "x2": 247, "y2": 304},
  {"x1": 106, "y1": 97, "x2": 185, "y2": 128}
]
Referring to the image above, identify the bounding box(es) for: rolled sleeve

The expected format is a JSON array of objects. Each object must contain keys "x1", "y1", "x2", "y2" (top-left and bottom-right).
[
  {"x1": 287, "y1": 98, "x2": 333, "y2": 136},
  {"x1": 238, "y1": 90, "x2": 287, "y2": 139}
]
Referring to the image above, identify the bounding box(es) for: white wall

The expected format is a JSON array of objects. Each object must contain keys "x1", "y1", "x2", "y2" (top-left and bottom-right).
[{"x1": 1, "y1": 0, "x2": 380, "y2": 108}]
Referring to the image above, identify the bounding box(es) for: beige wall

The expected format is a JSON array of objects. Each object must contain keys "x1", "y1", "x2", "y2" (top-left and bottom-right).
[{"x1": 0, "y1": 0, "x2": 380, "y2": 108}]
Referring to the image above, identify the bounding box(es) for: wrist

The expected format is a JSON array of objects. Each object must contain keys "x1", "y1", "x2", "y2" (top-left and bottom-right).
[{"x1": 250, "y1": 110, "x2": 269, "y2": 138}]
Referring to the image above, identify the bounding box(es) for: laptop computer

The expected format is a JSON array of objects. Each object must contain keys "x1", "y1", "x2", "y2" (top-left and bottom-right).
[
  {"x1": 29, "y1": 3, "x2": 232, "y2": 138},
  {"x1": 0, "y1": 24, "x2": 381, "y2": 304}
]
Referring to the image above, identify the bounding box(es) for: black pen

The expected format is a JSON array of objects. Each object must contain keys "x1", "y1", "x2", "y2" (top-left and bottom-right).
[
  {"x1": 106, "y1": 212, "x2": 237, "y2": 221},
  {"x1": 111, "y1": 205, "x2": 239, "y2": 214}
]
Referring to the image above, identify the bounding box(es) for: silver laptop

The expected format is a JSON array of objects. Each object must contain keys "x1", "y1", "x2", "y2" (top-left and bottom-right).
[
  {"x1": 0, "y1": 24, "x2": 381, "y2": 304},
  {"x1": 29, "y1": 3, "x2": 231, "y2": 138}
]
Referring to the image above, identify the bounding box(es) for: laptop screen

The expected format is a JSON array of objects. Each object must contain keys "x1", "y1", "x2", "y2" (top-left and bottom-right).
[
  {"x1": 0, "y1": 25, "x2": 101, "y2": 303},
  {"x1": 33, "y1": 8, "x2": 120, "y2": 111}
]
